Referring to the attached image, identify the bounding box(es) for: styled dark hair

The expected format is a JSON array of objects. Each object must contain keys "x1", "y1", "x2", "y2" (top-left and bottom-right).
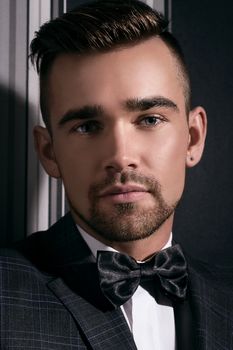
[{"x1": 30, "y1": 0, "x2": 190, "y2": 130}]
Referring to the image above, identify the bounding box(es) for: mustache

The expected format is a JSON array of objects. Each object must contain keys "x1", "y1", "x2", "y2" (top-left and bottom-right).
[{"x1": 88, "y1": 171, "x2": 162, "y2": 199}]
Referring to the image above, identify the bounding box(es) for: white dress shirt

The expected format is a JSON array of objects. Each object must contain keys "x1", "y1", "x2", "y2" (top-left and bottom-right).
[{"x1": 78, "y1": 225, "x2": 176, "y2": 350}]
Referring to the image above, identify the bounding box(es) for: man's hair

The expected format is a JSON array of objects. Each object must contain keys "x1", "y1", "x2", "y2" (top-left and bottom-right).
[{"x1": 30, "y1": 0, "x2": 191, "y2": 131}]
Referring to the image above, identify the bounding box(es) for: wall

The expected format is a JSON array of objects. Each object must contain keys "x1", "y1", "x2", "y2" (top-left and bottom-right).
[
  {"x1": 172, "y1": 1, "x2": 233, "y2": 265},
  {"x1": 0, "y1": 0, "x2": 66, "y2": 245},
  {"x1": 0, "y1": 0, "x2": 28, "y2": 244}
]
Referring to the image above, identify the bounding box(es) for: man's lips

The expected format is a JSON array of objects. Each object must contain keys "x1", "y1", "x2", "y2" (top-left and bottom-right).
[
  {"x1": 98, "y1": 185, "x2": 149, "y2": 203},
  {"x1": 99, "y1": 185, "x2": 148, "y2": 196}
]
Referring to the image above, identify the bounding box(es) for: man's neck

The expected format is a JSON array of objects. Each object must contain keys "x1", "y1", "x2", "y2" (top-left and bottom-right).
[{"x1": 73, "y1": 213, "x2": 174, "y2": 261}]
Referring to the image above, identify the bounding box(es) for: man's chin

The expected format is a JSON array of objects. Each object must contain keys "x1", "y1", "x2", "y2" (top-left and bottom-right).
[
  {"x1": 70, "y1": 198, "x2": 176, "y2": 243},
  {"x1": 98, "y1": 200, "x2": 155, "y2": 216},
  {"x1": 87, "y1": 209, "x2": 174, "y2": 243}
]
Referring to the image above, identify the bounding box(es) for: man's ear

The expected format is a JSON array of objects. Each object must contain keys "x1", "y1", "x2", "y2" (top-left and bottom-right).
[
  {"x1": 186, "y1": 106, "x2": 207, "y2": 168},
  {"x1": 33, "y1": 126, "x2": 61, "y2": 178}
]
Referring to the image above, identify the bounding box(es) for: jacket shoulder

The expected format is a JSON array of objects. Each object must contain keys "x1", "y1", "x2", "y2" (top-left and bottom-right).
[
  {"x1": 187, "y1": 254, "x2": 233, "y2": 293},
  {"x1": 0, "y1": 247, "x2": 52, "y2": 284}
]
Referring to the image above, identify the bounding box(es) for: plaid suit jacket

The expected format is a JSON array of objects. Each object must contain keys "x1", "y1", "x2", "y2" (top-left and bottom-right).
[{"x1": 0, "y1": 212, "x2": 232, "y2": 349}]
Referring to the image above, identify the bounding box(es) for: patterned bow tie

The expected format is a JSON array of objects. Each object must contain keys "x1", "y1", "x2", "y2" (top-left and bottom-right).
[{"x1": 97, "y1": 244, "x2": 188, "y2": 308}]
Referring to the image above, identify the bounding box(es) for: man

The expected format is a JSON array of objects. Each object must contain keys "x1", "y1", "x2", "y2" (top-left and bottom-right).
[{"x1": 0, "y1": 1, "x2": 232, "y2": 349}]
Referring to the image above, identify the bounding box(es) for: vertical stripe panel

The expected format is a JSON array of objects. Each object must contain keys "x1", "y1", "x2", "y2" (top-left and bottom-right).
[
  {"x1": 0, "y1": 0, "x2": 28, "y2": 244},
  {"x1": 48, "y1": 0, "x2": 66, "y2": 227},
  {"x1": 0, "y1": 1, "x2": 11, "y2": 244},
  {"x1": 12, "y1": 0, "x2": 28, "y2": 240},
  {"x1": 143, "y1": 0, "x2": 165, "y2": 13},
  {"x1": 27, "y1": 0, "x2": 51, "y2": 234}
]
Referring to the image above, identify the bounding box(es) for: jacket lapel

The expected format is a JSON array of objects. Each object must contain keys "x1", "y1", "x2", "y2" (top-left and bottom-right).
[{"x1": 48, "y1": 277, "x2": 137, "y2": 350}]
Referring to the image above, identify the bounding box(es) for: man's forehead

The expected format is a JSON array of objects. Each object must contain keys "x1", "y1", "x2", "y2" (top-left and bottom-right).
[
  {"x1": 47, "y1": 37, "x2": 188, "y2": 119},
  {"x1": 50, "y1": 37, "x2": 177, "y2": 73}
]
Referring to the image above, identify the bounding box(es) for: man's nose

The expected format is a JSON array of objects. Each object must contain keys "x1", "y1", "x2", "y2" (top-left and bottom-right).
[{"x1": 102, "y1": 123, "x2": 139, "y2": 175}]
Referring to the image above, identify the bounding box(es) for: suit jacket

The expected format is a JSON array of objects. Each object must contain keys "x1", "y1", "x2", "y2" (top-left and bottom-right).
[{"x1": 0, "y1": 212, "x2": 232, "y2": 349}]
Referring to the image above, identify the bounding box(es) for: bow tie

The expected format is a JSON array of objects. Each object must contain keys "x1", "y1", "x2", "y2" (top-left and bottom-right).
[{"x1": 97, "y1": 244, "x2": 188, "y2": 308}]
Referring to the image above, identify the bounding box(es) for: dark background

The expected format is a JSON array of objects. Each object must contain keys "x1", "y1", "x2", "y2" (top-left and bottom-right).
[{"x1": 171, "y1": 1, "x2": 233, "y2": 266}]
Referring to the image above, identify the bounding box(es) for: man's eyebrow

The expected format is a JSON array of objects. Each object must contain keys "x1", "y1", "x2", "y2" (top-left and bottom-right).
[
  {"x1": 58, "y1": 97, "x2": 178, "y2": 126},
  {"x1": 124, "y1": 96, "x2": 179, "y2": 112},
  {"x1": 58, "y1": 105, "x2": 103, "y2": 127}
]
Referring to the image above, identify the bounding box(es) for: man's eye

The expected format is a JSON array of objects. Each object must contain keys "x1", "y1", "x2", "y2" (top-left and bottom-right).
[
  {"x1": 139, "y1": 116, "x2": 162, "y2": 126},
  {"x1": 73, "y1": 121, "x2": 101, "y2": 134}
]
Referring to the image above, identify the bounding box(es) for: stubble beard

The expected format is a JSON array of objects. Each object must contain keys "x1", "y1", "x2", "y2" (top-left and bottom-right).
[{"x1": 70, "y1": 171, "x2": 178, "y2": 243}]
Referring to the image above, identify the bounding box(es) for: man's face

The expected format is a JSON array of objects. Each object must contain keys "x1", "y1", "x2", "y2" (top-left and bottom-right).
[{"x1": 37, "y1": 38, "x2": 205, "y2": 243}]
